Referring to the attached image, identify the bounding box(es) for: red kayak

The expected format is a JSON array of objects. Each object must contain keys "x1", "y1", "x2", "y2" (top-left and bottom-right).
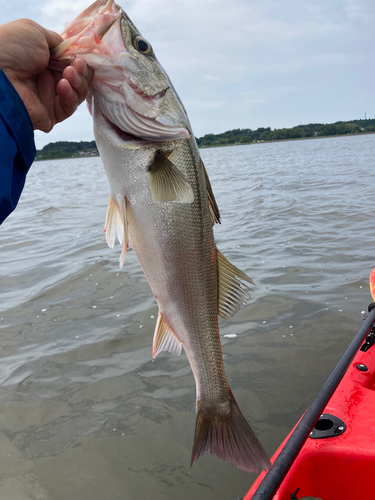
[{"x1": 244, "y1": 271, "x2": 375, "y2": 500}]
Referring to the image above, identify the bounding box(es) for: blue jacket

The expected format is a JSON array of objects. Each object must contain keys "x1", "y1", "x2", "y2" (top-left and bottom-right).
[{"x1": 0, "y1": 69, "x2": 36, "y2": 225}]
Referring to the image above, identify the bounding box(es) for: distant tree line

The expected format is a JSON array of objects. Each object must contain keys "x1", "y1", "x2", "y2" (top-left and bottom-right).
[
  {"x1": 195, "y1": 119, "x2": 375, "y2": 147},
  {"x1": 36, "y1": 141, "x2": 98, "y2": 160},
  {"x1": 35, "y1": 119, "x2": 375, "y2": 160}
]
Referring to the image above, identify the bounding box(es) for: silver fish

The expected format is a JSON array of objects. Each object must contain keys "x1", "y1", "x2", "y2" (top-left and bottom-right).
[{"x1": 51, "y1": 0, "x2": 270, "y2": 473}]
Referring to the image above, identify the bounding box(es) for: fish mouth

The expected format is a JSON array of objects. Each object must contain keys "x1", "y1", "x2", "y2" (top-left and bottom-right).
[
  {"x1": 50, "y1": 0, "x2": 121, "y2": 62},
  {"x1": 61, "y1": 0, "x2": 119, "y2": 40}
]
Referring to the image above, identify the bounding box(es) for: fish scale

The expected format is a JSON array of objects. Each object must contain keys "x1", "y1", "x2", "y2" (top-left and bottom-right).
[{"x1": 50, "y1": 0, "x2": 270, "y2": 474}]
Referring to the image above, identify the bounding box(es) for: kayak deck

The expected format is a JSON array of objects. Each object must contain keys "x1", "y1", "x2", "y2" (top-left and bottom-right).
[{"x1": 245, "y1": 309, "x2": 375, "y2": 500}]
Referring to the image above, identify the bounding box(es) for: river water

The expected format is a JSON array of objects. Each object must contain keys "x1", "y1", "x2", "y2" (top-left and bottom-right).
[{"x1": 0, "y1": 134, "x2": 374, "y2": 499}]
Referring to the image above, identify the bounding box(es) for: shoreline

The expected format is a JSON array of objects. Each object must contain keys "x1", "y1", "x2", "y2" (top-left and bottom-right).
[
  {"x1": 198, "y1": 131, "x2": 375, "y2": 149},
  {"x1": 34, "y1": 131, "x2": 375, "y2": 161}
]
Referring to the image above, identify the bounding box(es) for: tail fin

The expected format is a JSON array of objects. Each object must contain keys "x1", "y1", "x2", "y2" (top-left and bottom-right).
[{"x1": 190, "y1": 389, "x2": 271, "y2": 473}]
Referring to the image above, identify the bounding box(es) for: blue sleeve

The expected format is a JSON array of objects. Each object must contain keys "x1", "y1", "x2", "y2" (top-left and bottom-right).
[{"x1": 0, "y1": 69, "x2": 36, "y2": 225}]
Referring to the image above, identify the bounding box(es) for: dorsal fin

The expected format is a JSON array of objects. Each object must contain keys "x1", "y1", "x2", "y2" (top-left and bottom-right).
[
  {"x1": 201, "y1": 160, "x2": 221, "y2": 225},
  {"x1": 216, "y1": 248, "x2": 254, "y2": 320},
  {"x1": 104, "y1": 194, "x2": 129, "y2": 269},
  {"x1": 152, "y1": 313, "x2": 183, "y2": 360},
  {"x1": 148, "y1": 150, "x2": 194, "y2": 203}
]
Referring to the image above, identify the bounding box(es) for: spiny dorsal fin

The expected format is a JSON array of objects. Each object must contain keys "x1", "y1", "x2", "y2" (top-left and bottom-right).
[
  {"x1": 152, "y1": 313, "x2": 183, "y2": 360},
  {"x1": 217, "y1": 247, "x2": 254, "y2": 320},
  {"x1": 202, "y1": 160, "x2": 221, "y2": 225},
  {"x1": 104, "y1": 194, "x2": 129, "y2": 269},
  {"x1": 149, "y1": 150, "x2": 194, "y2": 203}
]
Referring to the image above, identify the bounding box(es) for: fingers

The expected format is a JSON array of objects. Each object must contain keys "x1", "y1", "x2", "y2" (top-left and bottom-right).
[
  {"x1": 54, "y1": 58, "x2": 93, "y2": 123},
  {"x1": 64, "y1": 58, "x2": 93, "y2": 105},
  {"x1": 1, "y1": 18, "x2": 92, "y2": 133},
  {"x1": 55, "y1": 78, "x2": 78, "y2": 123}
]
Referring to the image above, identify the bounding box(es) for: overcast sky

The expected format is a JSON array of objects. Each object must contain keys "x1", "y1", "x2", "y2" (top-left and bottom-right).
[{"x1": 1, "y1": 0, "x2": 374, "y2": 149}]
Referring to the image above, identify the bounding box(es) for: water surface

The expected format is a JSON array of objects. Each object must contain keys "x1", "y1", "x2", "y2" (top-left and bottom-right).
[{"x1": 0, "y1": 134, "x2": 374, "y2": 499}]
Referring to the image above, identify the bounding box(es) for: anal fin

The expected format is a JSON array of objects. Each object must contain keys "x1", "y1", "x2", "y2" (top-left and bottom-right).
[
  {"x1": 104, "y1": 194, "x2": 129, "y2": 269},
  {"x1": 152, "y1": 313, "x2": 183, "y2": 360},
  {"x1": 217, "y1": 248, "x2": 254, "y2": 320}
]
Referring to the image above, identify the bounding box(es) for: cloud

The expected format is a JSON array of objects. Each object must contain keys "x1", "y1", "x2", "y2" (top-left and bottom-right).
[
  {"x1": 194, "y1": 101, "x2": 224, "y2": 109},
  {"x1": 3, "y1": 0, "x2": 375, "y2": 144},
  {"x1": 203, "y1": 75, "x2": 221, "y2": 82},
  {"x1": 40, "y1": 0, "x2": 92, "y2": 31},
  {"x1": 344, "y1": 0, "x2": 375, "y2": 25}
]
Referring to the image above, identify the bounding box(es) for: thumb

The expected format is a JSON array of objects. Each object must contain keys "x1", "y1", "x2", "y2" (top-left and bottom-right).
[
  {"x1": 28, "y1": 100, "x2": 52, "y2": 132},
  {"x1": 32, "y1": 114, "x2": 52, "y2": 132},
  {"x1": 40, "y1": 26, "x2": 64, "y2": 50}
]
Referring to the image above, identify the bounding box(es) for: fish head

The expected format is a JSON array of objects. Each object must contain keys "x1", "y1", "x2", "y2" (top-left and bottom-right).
[{"x1": 51, "y1": 0, "x2": 191, "y2": 142}]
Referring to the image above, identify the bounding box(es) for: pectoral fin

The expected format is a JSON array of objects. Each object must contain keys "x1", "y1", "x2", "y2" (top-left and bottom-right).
[
  {"x1": 202, "y1": 160, "x2": 221, "y2": 225},
  {"x1": 104, "y1": 194, "x2": 129, "y2": 269},
  {"x1": 149, "y1": 150, "x2": 194, "y2": 203},
  {"x1": 152, "y1": 313, "x2": 183, "y2": 360},
  {"x1": 217, "y1": 248, "x2": 254, "y2": 320}
]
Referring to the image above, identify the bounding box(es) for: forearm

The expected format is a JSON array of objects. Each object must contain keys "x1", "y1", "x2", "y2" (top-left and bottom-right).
[{"x1": 0, "y1": 69, "x2": 36, "y2": 225}]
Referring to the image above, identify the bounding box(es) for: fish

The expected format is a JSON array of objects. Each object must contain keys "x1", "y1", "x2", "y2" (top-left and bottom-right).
[{"x1": 50, "y1": 0, "x2": 271, "y2": 474}]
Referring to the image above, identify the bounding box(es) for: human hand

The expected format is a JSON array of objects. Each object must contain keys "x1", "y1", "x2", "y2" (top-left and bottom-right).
[{"x1": 0, "y1": 19, "x2": 93, "y2": 132}]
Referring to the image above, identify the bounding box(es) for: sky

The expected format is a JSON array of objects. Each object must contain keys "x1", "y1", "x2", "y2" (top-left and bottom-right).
[{"x1": 1, "y1": 0, "x2": 374, "y2": 149}]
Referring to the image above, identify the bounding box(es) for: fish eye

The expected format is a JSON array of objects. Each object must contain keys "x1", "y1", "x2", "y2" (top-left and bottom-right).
[{"x1": 133, "y1": 36, "x2": 152, "y2": 55}]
